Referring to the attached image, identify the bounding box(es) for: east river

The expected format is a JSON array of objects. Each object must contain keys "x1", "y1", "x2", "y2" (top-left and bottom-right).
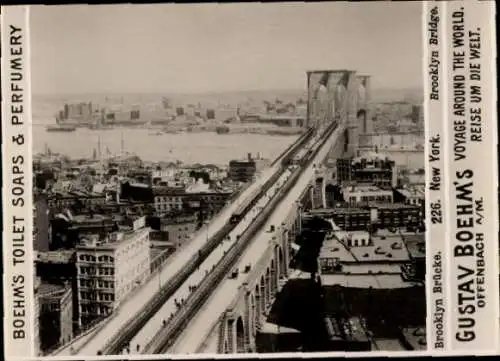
[{"x1": 33, "y1": 125, "x2": 299, "y2": 165}]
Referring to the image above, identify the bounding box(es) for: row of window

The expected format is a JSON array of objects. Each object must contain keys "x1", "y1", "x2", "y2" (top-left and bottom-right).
[
  {"x1": 78, "y1": 254, "x2": 115, "y2": 263},
  {"x1": 405, "y1": 198, "x2": 424, "y2": 205},
  {"x1": 48, "y1": 197, "x2": 105, "y2": 208},
  {"x1": 154, "y1": 195, "x2": 226, "y2": 203},
  {"x1": 79, "y1": 266, "x2": 115, "y2": 276},
  {"x1": 40, "y1": 302, "x2": 60, "y2": 313},
  {"x1": 359, "y1": 195, "x2": 392, "y2": 203},
  {"x1": 155, "y1": 203, "x2": 183, "y2": 211},
  {"x1": 80, "y1": 291, "x2": 115, "y2": 302},
  {"x1": 79, "y1": 279, "x2": 114, "y2": 289},
  {"x1": 154, "y1": 196, "x2": 183, "y2": 203},
  {"x1": 80, "y1": 304, "x2": 112, "y2": 316}
]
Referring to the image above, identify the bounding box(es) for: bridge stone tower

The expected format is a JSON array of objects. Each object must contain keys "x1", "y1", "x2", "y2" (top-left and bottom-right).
[
  {"x1": 307, "y1": 69, "x2": 354, "y2": 129},
  {"x1": 344, "y1": 70, "x2": 360, "y2": 158},
  {"x1": 306, "y1": 70, "x2": 363, "y2": 208},
  {"x1": 355, "y1": 75, "x2": 373, "y2": 151}
]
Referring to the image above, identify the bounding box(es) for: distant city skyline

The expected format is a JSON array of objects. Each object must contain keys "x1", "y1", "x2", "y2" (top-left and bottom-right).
[{"x1": 30, "y1": 3, "x2": 423, "y2": 95}]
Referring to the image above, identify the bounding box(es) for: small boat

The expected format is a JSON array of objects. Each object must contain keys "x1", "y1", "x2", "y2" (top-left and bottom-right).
[
  {"x1": 46, "y1": 124, "x2": 77, "y2": 132},
  {"x1": 216, "y1": 125, "x2": 230, "y2": 134},
  {"x1": 148, "y1": 131, "x2": 164, "y2": 136}
]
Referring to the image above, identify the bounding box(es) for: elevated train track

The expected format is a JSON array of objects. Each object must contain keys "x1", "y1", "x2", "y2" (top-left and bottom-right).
[
  {"x1": 143, "y1": 122, "x2": 339, "y2": 354},
  {"x1": 94, "y1": 126, "x2": 318, "y2": 355}
]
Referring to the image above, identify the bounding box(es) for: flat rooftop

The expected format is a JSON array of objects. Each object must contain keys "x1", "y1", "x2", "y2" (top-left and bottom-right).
[
  {"x1": 38, "y1": 282, "x2": 70, "y2": 298},
  {"x1": 320, "y1": 230, "x2": 411, "y2": 263},
  {"x1": 76, "y1": 227, "x2": 149, "y2": 250},
  {"x1": 342, "y1": 185, "x2": 392, "y2": 194},
  {"x1": 321, "y1": 274, "x2": 415, "y2": 289},
  {"x1": 35, "y1": 250, "x2": 75, "y2": 264},
  {"x1": 396, "y1": 187, "x2": 425, "y2": 198},
  {"x1": 351, "y1": 237, "x2": 410, "y2": 263},
  {"x1": 319, "y1": 236, "x2": 356, "y2": 262},
  {"x1": 403, "y1": 234, "x2": 426, "y2": 259}
]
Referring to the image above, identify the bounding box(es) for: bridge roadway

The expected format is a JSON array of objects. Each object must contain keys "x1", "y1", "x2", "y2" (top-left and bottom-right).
[
  {"x1": 120, "y1": 168, "x2": 294, "y2": 355},
  {"x1": 53, "y1": 132, "x2": 308, "y2": 356},
  {"x1": 143, "y1": 122, "x2": 343, "y2": 354}
]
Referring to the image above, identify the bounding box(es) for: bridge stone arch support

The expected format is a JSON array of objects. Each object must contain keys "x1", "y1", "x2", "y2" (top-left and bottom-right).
[
  {"x1": 265, "y1": 267, "x2": 271, "y2": 309},
  {"x1": 254, "y1": 284, "x2": 261, "y2": 336},
  {"x1": 277, "y1": 245, "x2": 284, "y2": 279},
  {"x1": 226, "y1": 318, "x2": 235, "y2": 353},
  {"x1": 244, "y1": 291, "x2": 255, "y2": 352},
  {"x1": 235, "y1": 316, "x2": 245, "y2": 353},
  {"x1": 270, "y1": 259, "x2": 277, "y2": 296},
  {"x1": 259, "y1": 276, "x2": 266, "y2": 316}
]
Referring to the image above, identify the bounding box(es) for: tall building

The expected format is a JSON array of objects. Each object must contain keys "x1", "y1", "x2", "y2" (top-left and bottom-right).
[
  {"x1": 38, "y1": 282, "x2": 73, "y2": 353},
  {"x1": 336, "y1": 152, "x2": 397, "y2": 188},
  {"x1": 75, "y1": 216, "x2": 150, "y2": 327},
  {"x1": 336, "y1": 158, "x2": 352, "y2": 185},
  {"x1": 228, "y1": 153, "x2": 270, "y2": 183},
  {"x1": 35, "y1": 250, "x2": 78, "y2": 332}
]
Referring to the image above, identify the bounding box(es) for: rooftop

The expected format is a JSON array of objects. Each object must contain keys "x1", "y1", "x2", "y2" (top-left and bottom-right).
[
  {"x1": 35, "y1": 250, "x2": 75, "y2": 264},
  {"x1": 341, "y1": 185, "x2": 390, "y2": 193},
  {"x1": 152, "y1": 186, "x2": 186, "y2": 196},
  {"x1": 321, "y1": 274, "x2": 416, "y2": 289},
  {"x1": 319, "y1": 235, "x2": 356, "y2": 262},
  {"x1": 322, "y1": 230, "x2": 412, "y2": 263},
  {"x1": 351, "y1": 235, "x2": 410, "y2": 262},
  {"x1": 71, "y1": 214, "x2": 112, "y2": 223},
  {"x1": 76, "y1": 227, "x2": 149, "y2": 250},
  {"x1": 353, "y1": 151, "x2": 393, "y2": 163},
  {"x1": 402, "y1": 234, "x2": 426, "y2": 259},
  {"x1": 396, "y1": 187, "x2": 425, "y2": 198},
  {"x1": 48, "y1": 190, "x2": 104, "y2": 199},
  {"x1": 38, "y1": 282, "x2": 71, "y2": 298}
]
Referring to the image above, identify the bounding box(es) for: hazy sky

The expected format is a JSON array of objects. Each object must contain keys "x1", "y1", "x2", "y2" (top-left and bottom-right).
[{"x1": 30, "y1": 3, "x2": 423, "y2": 95}]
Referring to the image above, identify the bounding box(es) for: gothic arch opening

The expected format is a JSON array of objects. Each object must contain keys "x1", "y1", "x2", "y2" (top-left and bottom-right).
[
  {"x1": 357, "y1": 108, "x2": 367, "y2": 133},
  {"x1": 254, "y1": 284, "x2": 261, "y2": 334},
  {"x1": 343, "y1": 128, "x2": 349, "y2": 153},
  {"x1": 236, "y1": 317, "x2": 245, "y2": 353},
  {"x1": 270, "y1": 259, "x2": 277, "y2": 293},
  {"x1": 248, "y1": 293, "x2": 255, "y2": 338},
  {"x1": 259, "y1": 276, "x2": 266, "y2": 314},
  {"x1": 265, "y1": 268, "x2": 271, "y2": 306},
  {"x1": 278, "y1": 246, "x2": 284, "y2": 278}
]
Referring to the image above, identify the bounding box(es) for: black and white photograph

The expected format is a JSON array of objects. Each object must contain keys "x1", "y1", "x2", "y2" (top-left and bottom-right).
[{"x1": 30, "y1": 2, "x2": 426, "y2": 356}]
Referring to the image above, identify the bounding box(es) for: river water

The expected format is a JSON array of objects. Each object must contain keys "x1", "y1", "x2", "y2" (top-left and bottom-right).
[{"x1": 33, "y1": 125, "x2": 298, "y2": 166}]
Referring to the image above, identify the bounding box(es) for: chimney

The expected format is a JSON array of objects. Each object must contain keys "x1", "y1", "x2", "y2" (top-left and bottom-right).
[{"x1": 247, "y1": 153, "x2": 252, "y2": 161}]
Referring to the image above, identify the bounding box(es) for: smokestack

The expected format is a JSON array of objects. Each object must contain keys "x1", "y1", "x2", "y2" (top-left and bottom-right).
[{"x1": 248, "y1": 153, "x2": 252, "y2": 161}]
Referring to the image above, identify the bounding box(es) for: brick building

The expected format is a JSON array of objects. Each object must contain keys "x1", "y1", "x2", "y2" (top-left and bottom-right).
[
  {"x1": 75, "y1": 216, "x2": 150, "y2": 327},
  {"x1": 38, "y1": 282, "x2": 73, "y2": 353}
]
